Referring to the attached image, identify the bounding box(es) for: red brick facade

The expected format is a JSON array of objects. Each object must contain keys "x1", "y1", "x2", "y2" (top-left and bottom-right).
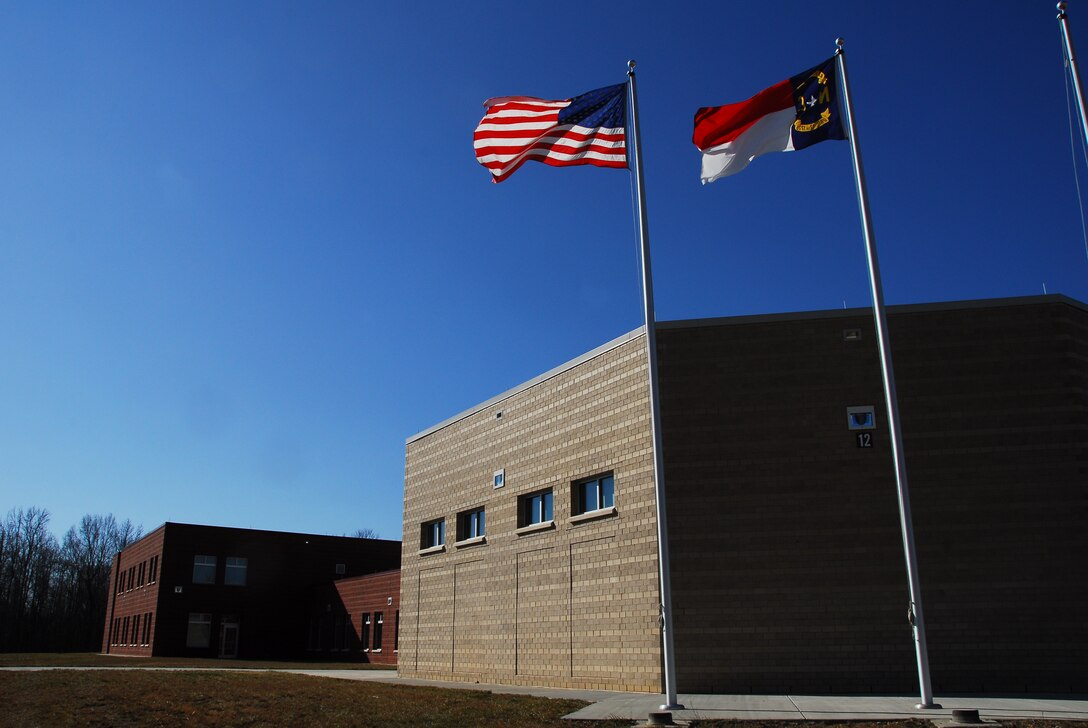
[
  {"x1": 102, "y1": 523, "x2": 400, "y2": 660},
  {"x1": 307, "y1": 570, "x2": 401, "y2": 664}
]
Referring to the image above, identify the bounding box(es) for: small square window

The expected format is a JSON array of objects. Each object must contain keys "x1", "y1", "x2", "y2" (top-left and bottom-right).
[
  {"x1": 225, "y1": 556, "x2": 247, "y2": 586},
  {"x1": 493, "y1": 469, "x2": 505, "y2": 489},
  {"x1": 420, "y1": 519, "x2": 445, "y2": 549},
  {"x1": 573, "y1": 473, "x2": 615, "y2": 515},
  {"x1": 519, "y1": 489, "x2": 553, "y2": 527},
  {"x1": 457, "y1": 507, "x2": 486, "y2": 541},
  {"x1": 193, "y1": 555, "x2": 216, "y2": 584}
]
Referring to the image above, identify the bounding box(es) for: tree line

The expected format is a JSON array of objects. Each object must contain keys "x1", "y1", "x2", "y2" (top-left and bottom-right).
[{"x1": 0, "y1": 507, "x2": 141, "y2": 652}]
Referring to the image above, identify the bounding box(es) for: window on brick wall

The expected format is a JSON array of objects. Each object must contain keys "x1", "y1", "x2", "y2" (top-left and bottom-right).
[
  {"x1": 572, "y1": 473, "x2": 615, "y2": 516},
  {"x1": 420, "y1": 519, "x2": 445, "y2": 550},
  {"x1": 374, "y1": 612, "x2": 383, "y2": 651},
  {"x1": 193, "y1": 555, "x2": 216, "y2": 584},
  {"x1": 122, "y1": 616, "x2": 130, "y2": 645},
  {"x1": 361, "y1": 613, "x2": 371, "y2": 652},
  {"x1": 142, "y1": 612, "x2": 153, "y2": 646},
  {"x1": 138, "y1": 561, "x2": 146, "y2": 587},
  {"x1": 127, "y1": 566, "x2": 135, "y2": 591},
  {"x1": 148, "y1": 555, "x2": 158, "y2": 583},
  {"x1": 332, "y1": 614, "x2": 344, "y2": 651},
  {"x1": 131, "y1": 614, "x2": 140, "y2": 646},
  {"x1": 224, "y1": 557, "x2": 247, "y2": 586},
  {"x1": 519, "y1": 489, "x2": 553, "y2": 527},
  {"x1": 456, "y1": 507, "x2": 485, "y2": 542},
  {"x1": 186, "y1": 613, "x2": 212, "y2": 648},
  {"x1": 394, "y1": 610, "x2": 399, "y2": 652}
]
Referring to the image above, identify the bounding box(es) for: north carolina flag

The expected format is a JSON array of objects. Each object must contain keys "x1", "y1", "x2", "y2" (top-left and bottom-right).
[
  {"x1": 693, "y1": 57, "x2": 846, "y2": 184},
  {"x1": 474, "y1": 83, "x2": 627, "y2": 183}
]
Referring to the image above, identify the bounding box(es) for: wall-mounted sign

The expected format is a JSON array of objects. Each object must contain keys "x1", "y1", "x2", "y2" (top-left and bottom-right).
[
  {"x1": 847, "y1": 405, "x2": 876, "y2": 430},
  {"x1": 856, "y1": 432, "x2": 873, "y2": 448}
]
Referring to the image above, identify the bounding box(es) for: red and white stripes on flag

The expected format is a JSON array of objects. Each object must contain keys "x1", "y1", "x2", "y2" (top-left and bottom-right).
[{"x1": 473, "y1": 84, "x2": 627, "y2": 183}]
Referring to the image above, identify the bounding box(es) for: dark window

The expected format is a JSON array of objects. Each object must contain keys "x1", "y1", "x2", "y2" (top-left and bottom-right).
[
  {"x1": 143, "y1": 612, "x2": 153, "y2": 646},
  {"x1": 193, "y1": 555, "x2": 216, "y2": 584},
  {"x1": 420, "y1": 519, "x2": 445, "y2": 549},
  {"x1": 361, "y1": 613, "x2": 371, "y2": 651},
  {"x1": 457, "y1": 507, "x2": 485, "y2": 541},
  {"x1": 186, "y1": 613, "x2": 212, "y2": 648},
  {"x1": 519, "y1": 489, "x2": 553, "y2": 526},
  {"x1": 374, "y1": 612, "x2": 383, "y2": 650},
  {"x1": 573, "y1": 473, "x2": 615, "y2": 515},
  {"x1": 148, "y1": 555, "x2": 158, "y2": 583},
  {"x1": 122, "y1": 616, "x2": 129, "y2": 644},
  {"x1": 224, "y1": 557, "x2": 247, "y2": 586},
  {"x1": 394, "y1": 610, "x2": 400, "y2": 651},
  {"x1": 131, "y1": 614, "x2": 140, "y2": 645}
]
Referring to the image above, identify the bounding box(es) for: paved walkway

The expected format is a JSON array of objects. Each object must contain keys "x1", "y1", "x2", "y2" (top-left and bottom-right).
[
  {"x1": 6, "y1": 667, "x2": 1087, "y2": 722},
  {"x1": 285, "y1": 670, "x2": 1088, "y2": 722}
]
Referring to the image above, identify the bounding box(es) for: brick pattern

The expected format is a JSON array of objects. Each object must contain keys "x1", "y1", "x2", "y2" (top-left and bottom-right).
[
  {"x1": 400, "y1": 336, "x2": 663, "y2": 692},
  {"x1": 658, "y1": 300, "x2": 1088, "y2": 694},
  {"x1": 310, "y1": 569, "x2": 401, "y2": 665},
  {"x1": 102, "y1": 526, "x2": 165, "y2": 656}
]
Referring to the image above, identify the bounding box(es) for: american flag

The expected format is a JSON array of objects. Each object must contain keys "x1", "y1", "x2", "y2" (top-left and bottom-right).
[{"x1": 473, "y1": 83, "x2": 627, "y2": 183}]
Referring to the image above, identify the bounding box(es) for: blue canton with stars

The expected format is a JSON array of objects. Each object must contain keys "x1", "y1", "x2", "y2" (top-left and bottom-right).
[{"x1": 557, "y1": 83, "x2": 627, "y2": 129}]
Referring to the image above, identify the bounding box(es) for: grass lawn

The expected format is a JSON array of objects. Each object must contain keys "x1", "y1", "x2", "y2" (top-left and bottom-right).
[
  {"x1": 0, "y1": 652, "x2": 388, "y2": 670},
  {"x1": 0, "y1": 670, "x2": 629, "y2": 728}
]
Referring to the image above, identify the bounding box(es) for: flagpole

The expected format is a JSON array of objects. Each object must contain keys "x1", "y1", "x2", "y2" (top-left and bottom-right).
[
  {"x1": 1058, "y1": 2, "x2": 1088, "y2": 152},
  {"x1": 834, "y1": 38, "x2": 940, "y2": 711},
  {"x1": 627, "y1": 59, "x2": 682, "y2": 713}
]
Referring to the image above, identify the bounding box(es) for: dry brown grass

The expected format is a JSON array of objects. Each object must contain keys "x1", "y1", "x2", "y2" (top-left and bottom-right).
[{"x1": 0, "y1": 669, "x2": 627, "y2": 728}]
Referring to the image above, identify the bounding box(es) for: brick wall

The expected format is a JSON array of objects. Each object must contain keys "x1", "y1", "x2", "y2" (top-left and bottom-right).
[
  {"x1": 658, "y1": 298, "x2": 1088, "y2": 694},
  {"x1": 400, "y1": 332, "x2": 664, "y2": 692},
  {"x1": 102, "y1": 525, "x2": 165, "y2": 656}
]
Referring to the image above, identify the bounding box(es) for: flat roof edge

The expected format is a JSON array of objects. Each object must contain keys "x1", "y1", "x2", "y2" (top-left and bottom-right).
[
  {"x1": 406, "y1": 326, "x2": 646, "y2": 444},
  {"x1": 656, "y1": 294, "x2": 1088, "y2": 331}
]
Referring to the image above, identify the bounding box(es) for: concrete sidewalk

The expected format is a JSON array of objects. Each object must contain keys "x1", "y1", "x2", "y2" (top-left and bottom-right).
[{"x1": 286, "y1": 670, "x2": 1088, "y2": 722}]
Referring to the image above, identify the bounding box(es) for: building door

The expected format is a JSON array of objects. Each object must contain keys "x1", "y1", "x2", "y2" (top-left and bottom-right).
[{"x1": 219, "y1": 616, "x2": 239, "y2": 658}]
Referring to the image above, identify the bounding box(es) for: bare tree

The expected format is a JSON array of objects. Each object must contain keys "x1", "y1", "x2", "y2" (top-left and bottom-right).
[{"x1": 350, "y1": 528, "x2": 380, "y2": 539}]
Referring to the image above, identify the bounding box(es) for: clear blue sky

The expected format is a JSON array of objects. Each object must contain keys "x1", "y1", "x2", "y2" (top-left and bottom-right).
[{"x1": 2, "y1": 2, "x2": 1087, "y2": 542}]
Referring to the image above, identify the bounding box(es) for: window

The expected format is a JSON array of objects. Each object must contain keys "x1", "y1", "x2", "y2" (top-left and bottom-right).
[
  {"x1": 138, "y1": 561, "x2": 146, "y2": 588},
  {"x1": 420, "y1": 519, "x2": 445, "y2": 550},
  {"x1": 361, "y1": 613, "x2": 371, "y2": 651},
  {"x1": 394, "y1": 610, "x2": 400, "y2": 652},
  {"x1": 186, "y1": 613, "x2": 212, "y2": 648},
  {"x1": 225, "y1": 557, "x2": 247, "y2": 586},
  {"x1": 519, "y1": 489, "x2": 553, "y2": 527},
  {"x1": 333, "y1": 614, "x2": 344, "y2": 651},
  {"x1": 573, "y1": 473, "x2": 615, "y2": 515},
  {"x1": 142, "y1": 612, "x2": 153, "y2": 646},
  {"x1": 148, "y1": 555, "x2": 158, "y2": 583},
  {"x1": 131, "y1": 614, "x2": 140, "y2": 646},
  {"x1": 122, "y1": 616, "x2": 130, "y2": 645},
  {"x1": 456, "y1": 507, "x2": 485, "y2": 542},
  {"x1": 193, "y1": 555, "x2": 216, "y2": 584},
  {"x1": 373, "y1": 612, "x2": 383, "y2": 651},
  {"x1": 127, "y1": 566, "x2": 135, "y2": 591}
]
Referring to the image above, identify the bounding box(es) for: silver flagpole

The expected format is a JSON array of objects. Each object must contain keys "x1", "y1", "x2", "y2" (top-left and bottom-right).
[
  {"x1": 834, "y1": 39, "x2": 940, "y2": 711},
  {"x1": 626, "y1": 59, "x2": 682, "y2": 713},
  {"x1": 1058, "y1": 3, "x2": 1088, "y2": 151}
]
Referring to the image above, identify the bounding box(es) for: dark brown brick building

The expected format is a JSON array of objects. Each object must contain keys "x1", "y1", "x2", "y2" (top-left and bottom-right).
[
  {"x1": 400, "y1": 294, "x2": 1087, "y2": 695},
  {"x1": 103, "y1": 523, "x2": 400, "y2": 660}
]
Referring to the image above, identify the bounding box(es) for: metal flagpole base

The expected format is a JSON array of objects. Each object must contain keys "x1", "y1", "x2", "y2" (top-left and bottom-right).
[
  {"x1": 916, "y1": 702, "x2": 944, "y2": 710},
  {"x1": 659, "y1": 702, "x2": 685, "y2": 710}
]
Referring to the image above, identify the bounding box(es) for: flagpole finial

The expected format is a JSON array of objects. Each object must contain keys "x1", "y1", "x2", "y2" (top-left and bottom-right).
[
  {"x1": 628, "y1": 60, "x2": 637, "y2": 76},
  {"x1": 1058, "y1": 1, "x2": 1068, "y2": 17},
  {"x1": 835, "y1": 38, "x2": 845, "y2": 53}
]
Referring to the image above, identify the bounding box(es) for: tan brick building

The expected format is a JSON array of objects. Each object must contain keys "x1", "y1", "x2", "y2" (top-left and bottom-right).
[{"x1": 399, "y1": 295, "x2": 1088, "y2": 695}]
